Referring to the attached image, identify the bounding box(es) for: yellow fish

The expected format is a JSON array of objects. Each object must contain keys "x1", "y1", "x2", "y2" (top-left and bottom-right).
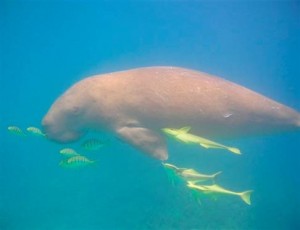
[
  {"x1": 163, "y1": 163, "x2": 221, "y2": 184},
  {"x1": 59, "y1": 148, "x2": 80, "y2": 157},
  {"x1": 7, "y1": 126, "x2": 26, "y2": 136},
  {"x1": 81, "y1": 138, "x2": 105, "y2": 151},
  {"x1": 162, "y1": 127, "x2": 241, "y2": 154},
  {"x1": 26, "y1": 126, "x2": 45, "y2": 137},
  {"x1": 187, "y1": 181, "x2": 253, "y2": 205},
  {"x1": 59, "y1": 155, "x2": 95, "y2": 169}
]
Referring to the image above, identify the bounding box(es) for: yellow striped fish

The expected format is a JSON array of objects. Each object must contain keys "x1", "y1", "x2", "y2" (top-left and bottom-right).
[
  {"x1": 26, "y1": 126, "x2": 45, "y2": 137},
  {"x1": 81, "y1": 138, "x2": 105, "y2": 151},
  {"x1": 59, "y1": 155, "x2": 95, "y2": 169},
  {"x1": 8, "y1": 126, "x2": 26, "y2": 136},
  {"x1": 59, "y1": 148, "x2": 80, "y2": 157}
]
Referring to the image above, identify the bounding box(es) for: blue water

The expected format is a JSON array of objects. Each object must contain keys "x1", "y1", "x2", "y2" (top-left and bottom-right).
[{"x1": 1, "y1": 1, "x2": 299, "y2": 229}]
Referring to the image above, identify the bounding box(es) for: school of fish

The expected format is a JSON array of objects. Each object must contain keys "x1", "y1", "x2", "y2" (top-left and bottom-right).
[
  {"x1": 7, "y1": 125, "x2": 97, "y2": 169},
  {"x1": 161, "y1": 126, "x2": 253, "y2": 205},
  {"x1": 8, "y1": 124, "x2": 252, "y2": 205},
  {"x1": 162, "y1": 162, "x2": 252, "y2": 205}
]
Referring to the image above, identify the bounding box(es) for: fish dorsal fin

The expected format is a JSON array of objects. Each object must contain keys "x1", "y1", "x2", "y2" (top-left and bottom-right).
[
  {"x1": 179, "y1": 126, "x2": 191, "y2": 133},
  {"x1": 183, "y1": 169, "x2": 198, "y2": 174}
]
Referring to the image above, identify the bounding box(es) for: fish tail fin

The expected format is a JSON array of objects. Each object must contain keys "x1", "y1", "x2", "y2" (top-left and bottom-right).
[
  {"x1": 240, "y1": 190, "x2": 253, "y2": 205},
  {"x1": 228, "y1": 147, "x2": 241, "y2": 155},
  {"x1": 212, "y1": 171, "x2": 222, "y2": 183}
]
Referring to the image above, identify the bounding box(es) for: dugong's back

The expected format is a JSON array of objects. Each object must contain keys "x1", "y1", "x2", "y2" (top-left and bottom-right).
[{"x1": 86, "y1": 66, "x2": 300, "y2": 139}]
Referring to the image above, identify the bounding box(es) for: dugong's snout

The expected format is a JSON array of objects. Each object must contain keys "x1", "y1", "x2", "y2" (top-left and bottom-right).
[{"x1": 42, "y1": 116, "x2": 82, "y2": 143}]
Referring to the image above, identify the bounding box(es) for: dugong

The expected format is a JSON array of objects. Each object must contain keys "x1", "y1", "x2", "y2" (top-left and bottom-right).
[{"x1": 42, "y1": 67, "x2": 300, "y2": 160}]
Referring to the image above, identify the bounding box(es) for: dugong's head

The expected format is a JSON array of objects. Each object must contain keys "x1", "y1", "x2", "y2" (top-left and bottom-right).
[{"x1": 42, "y1": 91, "x2": 86, "y2": 143}]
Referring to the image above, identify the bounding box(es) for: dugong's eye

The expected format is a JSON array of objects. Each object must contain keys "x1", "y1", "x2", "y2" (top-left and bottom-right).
[{"x1": 71, "y1": 106, "x2": 81, "y2": 115}]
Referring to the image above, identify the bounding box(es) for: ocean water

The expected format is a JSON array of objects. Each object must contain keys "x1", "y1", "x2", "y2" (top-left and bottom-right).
[{"x1": 1, "y1": 1, "x2": 299, "y2": 229}]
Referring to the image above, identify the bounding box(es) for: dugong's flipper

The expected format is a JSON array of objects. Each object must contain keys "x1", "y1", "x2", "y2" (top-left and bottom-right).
[{"x1": 116, "y1": 126, "x2": 168, "y2": 160}]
